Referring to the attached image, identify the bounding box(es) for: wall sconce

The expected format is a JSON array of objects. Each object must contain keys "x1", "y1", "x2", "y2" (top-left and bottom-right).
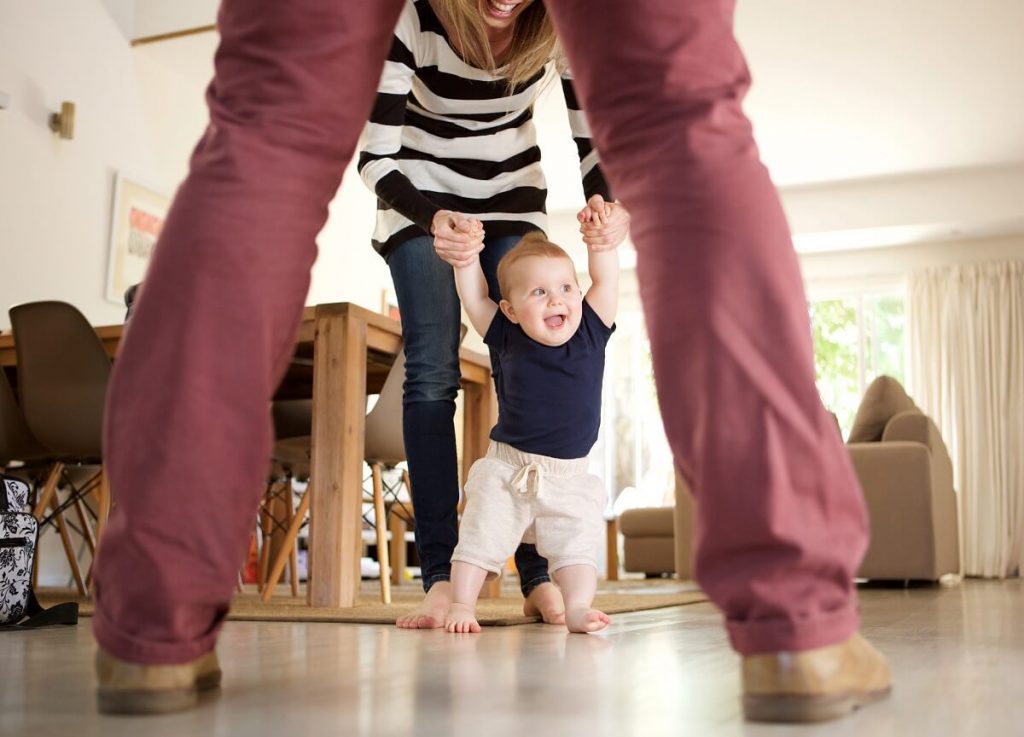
[{"x1": 49, "y1": 101, "x2": 75, "y2": 140}]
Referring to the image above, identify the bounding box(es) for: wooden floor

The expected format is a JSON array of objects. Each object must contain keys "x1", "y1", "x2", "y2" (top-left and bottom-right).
[{"x1": 3, "y1": 579, "x2": 1021, "y2": 736}]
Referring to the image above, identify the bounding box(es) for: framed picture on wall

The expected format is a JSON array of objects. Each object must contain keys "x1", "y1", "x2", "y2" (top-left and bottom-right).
[{"x1": 105, "y1": 173, "x2": 171, "y2": 305}]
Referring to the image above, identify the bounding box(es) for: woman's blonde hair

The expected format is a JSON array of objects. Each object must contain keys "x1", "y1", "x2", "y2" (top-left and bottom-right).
[
  {"x1": 497, "y1": 231, "x2": 575, "y2": 299},
  {"x1": 432, "y1": 0, "x2": 560, "y2": 90}
]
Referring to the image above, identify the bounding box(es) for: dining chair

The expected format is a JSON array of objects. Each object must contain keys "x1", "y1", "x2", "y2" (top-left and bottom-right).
[
  {"x1": 8, "y1": 301, "x2": 113, "y2": 594},
  {"x1": 362, "y1": 348, "x2": 413, "y2": 596},
  {"x1": 259, "y1": 399, "x2": 398, "y2": 605},
  {"x1": 0, "y1": 367, "x2": 50, "y2": 472},
  {"x1": 255, "y1": 400, "x2": 314, "y2": 599}
]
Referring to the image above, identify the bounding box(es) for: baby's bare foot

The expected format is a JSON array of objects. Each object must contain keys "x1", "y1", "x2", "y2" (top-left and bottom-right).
[
  {"x1": 565, "y1": 607, "x2": 609, "y2": 634},
  {"x1": 396, "y1": 581, "x2": 451, "y2": 629},
  {"x1": 523, "y1": 582, "x2": 566, "y2": 625},
  {"x1": 445, "y1": 603, "x2": 481, "y2": 633}
]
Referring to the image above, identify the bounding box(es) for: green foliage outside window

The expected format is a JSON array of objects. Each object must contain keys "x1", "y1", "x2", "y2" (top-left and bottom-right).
[{"x1": 810, "y1": 293, "x2": 905, "y2": 438}]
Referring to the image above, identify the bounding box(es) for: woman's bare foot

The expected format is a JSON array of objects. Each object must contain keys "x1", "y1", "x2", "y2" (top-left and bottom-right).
[
  {"x1": 445, "y1": 603, "x2": 481, "y2": 633},
  {"x1": 523, "y1": 581, "x2": 566, "y2": 625},
  {"x1": 396, "y1": 581, "x2": 452, "y2": 629},
  {"x1": 565, "y1": 607, "x2": 610, "y2": 634}
]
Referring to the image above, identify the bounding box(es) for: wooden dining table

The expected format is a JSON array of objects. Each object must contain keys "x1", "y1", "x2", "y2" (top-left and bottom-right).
[{"x1": 0, "y1": 301, "x2": 496, "y2": 608}]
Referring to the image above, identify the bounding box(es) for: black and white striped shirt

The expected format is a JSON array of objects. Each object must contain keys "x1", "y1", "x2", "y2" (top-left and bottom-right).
[{"x1": 358, "y1": 0, "x2": 611, "y2": 259}]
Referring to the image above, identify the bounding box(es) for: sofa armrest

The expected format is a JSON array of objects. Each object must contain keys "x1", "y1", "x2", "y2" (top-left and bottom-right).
[
  {"x1": 883, "y1": 411, "x2": 943, "y2": 457},
  {"x1": 848, "y1": 442, "x2": 934, "y2": 579},
  {"x1": 673, "y1": 474, "x2": 694, "y2": 580},
  {"x1": 847, "y1": 441, "x2": 958, "y2": 579},
  {"x1": 881, "y1": 411, "x2": 959, "y2": 575}
]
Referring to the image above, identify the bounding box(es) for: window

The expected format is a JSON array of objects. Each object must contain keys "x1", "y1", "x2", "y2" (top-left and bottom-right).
[
  {"x1": 591, "y1": 309, "x2": 676, "y2": 513},
  {"x1": 809, "y1": 290, "x2": 907, "y2": 438},
  {"x1": 589, "y1": 280, "x2": 907, "y2": 514}
]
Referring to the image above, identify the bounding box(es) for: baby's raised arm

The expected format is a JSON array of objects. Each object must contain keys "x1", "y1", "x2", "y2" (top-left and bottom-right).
[
  {"x1": 585, "y1": 245, "x2": 619, "y2": 328},
  {"x1": 453, "y1": 257, "x2": 498, "y2": 338}
]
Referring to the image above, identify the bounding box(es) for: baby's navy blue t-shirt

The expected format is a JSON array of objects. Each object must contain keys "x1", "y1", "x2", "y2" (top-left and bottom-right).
[{"x1": 484, "y1": 299, "x2": 615, "y2": 459}]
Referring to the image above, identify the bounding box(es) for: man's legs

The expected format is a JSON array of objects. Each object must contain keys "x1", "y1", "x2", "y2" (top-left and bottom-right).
[
  {"x1": 93, "y1": 0, "x2": 404, "y2": 673},
  {"x1": 546, "y1": 2, "x2": 886, "y2": 718}
]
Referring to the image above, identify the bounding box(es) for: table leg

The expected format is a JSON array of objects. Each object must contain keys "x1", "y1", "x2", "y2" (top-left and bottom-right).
[
  {"x1": 308, "y1": 307, "x2": 367, "y2": 608},
  {"x1": 460, "y1": 381, "x2": 496, "y2": 484},
  {"x1": 606, "y1": 518, "x2": 619, "y2": 581}
]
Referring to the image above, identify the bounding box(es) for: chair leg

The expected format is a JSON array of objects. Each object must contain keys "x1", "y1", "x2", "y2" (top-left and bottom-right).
[
  {"x1": 262, "y1": 486, "x2": 311, "y2": 604},
  {"x1": 32, "y1": 463, "x2": 64, "y2": 520},
  {"x1": 78, "y1": 485, "x2": 100, "y2": 589},
  {"x1": 51, "y1": 494, "x2": 87, "y2": 596},
  {"x1": 389, "y1": 512, "x2": 407, "y2": 587},
  {"x1": 257, "y1": 487, "x2": 277, "y2": 592},
  {"x1": 93, "y1": 468, "x2": 111, "y2": 546},
  {"x1": 371, "y1": 464, "x2": 391, "y2": 605},
  {"x1": 73, "y1": 494, "x2": 97, "y2": 556},
  {"x1": 289, "y1": 545, "x2": 300, "y2": 598},
  {"x1": 83, "y1": 468, "x2": 111, "y2": 589},
  {"x1": 284, "y1": 482, "x2": 300, "y2": 598},
  {"x1": 389, "y1": 471, "x2": 414, "y2": 586}
]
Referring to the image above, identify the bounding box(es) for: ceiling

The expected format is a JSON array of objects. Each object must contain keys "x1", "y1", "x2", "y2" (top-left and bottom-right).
[
  {"x1": 133, "y1": 1, "x2": 1024, "y2": 192},
  {"x1": 737, "y1": 0, "x2": 1024, "y2": 186}
]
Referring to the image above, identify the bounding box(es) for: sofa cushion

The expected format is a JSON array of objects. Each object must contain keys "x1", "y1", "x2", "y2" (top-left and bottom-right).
[
  {"x1": 847, "y1": 375, "x2": 919, "y2": 443},
  {"x1": 619, "y1": 507, "x2": 675, "y2": 537}
]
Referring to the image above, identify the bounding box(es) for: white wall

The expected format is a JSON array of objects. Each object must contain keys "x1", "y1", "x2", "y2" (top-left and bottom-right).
[
  {"x1": 799, "y1": 234, "x2": 1024, "y2": 299},
  {"x1": 0, "y1": 0, "x2": 161, "y2": 330},
  {"x1": 134, "y1": 0, "x2": 217, "y2": 41},
  {"x1": 0, "y1": 6, "x2": 394, "y2": 332}
]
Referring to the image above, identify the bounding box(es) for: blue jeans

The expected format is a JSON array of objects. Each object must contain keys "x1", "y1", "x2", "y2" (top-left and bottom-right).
[{"x1": 387, "y1": 234, "x2": 551, "y2": 595}]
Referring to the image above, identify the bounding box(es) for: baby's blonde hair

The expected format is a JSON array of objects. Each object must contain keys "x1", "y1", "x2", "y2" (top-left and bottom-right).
[{"x1": 496, "y1": 232, "x2": 575, "y2": 299}]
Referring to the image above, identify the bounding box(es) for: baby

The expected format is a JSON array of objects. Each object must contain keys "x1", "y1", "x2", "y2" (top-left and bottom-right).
[{"x1": 447, "y1": 222, "x2": 619, "y2": 634}]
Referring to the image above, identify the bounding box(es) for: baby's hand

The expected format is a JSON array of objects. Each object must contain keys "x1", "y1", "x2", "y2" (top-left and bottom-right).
[
  {"x1": 456, "y1": 216, "x2": 485, "y2": 237},
  {"x1": 579, "y1": 194, "x2": 630, "y2": 252},
  {"x1": 577, "y1": 194, "x2": 612, "y2": 226},
  {"x1": 434, "y1": 210, "x2": 485, "y2": 267}
]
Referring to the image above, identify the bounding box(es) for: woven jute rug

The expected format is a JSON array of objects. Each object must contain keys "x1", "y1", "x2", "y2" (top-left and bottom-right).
[{"x1": 39, "y1": 579, "x2": 706, "y2": 627}]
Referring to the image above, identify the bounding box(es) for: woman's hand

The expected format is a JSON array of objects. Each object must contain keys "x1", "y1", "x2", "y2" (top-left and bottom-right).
[
  {"x1": 432, "y1": 210, "x2": 485, "y2": 267},
  {"x1": 577, "y1": 194, "x2": 630, "y2": 252}
]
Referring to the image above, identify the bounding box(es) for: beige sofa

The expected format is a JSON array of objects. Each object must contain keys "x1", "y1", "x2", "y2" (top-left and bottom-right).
[
  {"x1": 845, "y1": 377, "x2": 960, "y2": 581},
  {"x1": 618, "y1": 505, "x2": 675, "y2": 576},
  {"x1": 617, "y1": 474, "x2": 693, "y2": 579},
  {"x1": 620, "y1": 376, "x2": 960, "y2": 583}
]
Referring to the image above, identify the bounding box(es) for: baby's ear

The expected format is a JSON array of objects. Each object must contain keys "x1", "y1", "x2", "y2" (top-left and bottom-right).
[{"x1": 499, "y1": 299, "x2": 518, "y2": 324}]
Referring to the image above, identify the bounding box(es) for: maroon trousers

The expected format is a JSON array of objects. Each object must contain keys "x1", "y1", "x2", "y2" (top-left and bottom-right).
[{"x1": 93, "y1": 0, "x2": 867, "y2": 663}]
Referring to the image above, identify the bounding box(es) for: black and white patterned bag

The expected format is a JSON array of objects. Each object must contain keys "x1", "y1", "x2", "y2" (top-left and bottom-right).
[{"x1": 1, "y1": 474, "x2": 78, "y2": 629}]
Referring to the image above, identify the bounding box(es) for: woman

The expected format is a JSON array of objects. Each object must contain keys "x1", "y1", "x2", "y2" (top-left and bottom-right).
[{"x1": 358, "y1": 0, "x2": 630, "y2": 629}]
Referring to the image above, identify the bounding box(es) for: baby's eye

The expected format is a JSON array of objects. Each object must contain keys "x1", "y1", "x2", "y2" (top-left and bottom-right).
[
  {"x1": 532, "y1": 288, "x2": 545, "y2": 297},
  {"x1": 561, "y1": 284, "x2": 573, "y2": 293}
]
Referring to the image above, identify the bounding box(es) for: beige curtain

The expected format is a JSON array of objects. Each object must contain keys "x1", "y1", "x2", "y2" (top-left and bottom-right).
[{"x1": 908, "y1": 260, "x2": 1024, "y2": 578}]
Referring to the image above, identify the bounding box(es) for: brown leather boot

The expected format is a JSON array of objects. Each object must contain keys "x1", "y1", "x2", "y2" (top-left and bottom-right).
[
  {"x1": 742, "y1": 633, "x2": 891, "y2": 723},
  {"x1": 96, "y1": 648, "x2": 222, "y2": 715}
]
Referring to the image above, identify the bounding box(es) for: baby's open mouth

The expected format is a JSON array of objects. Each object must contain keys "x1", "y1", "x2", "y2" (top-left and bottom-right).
[{"x1": 544, "y1": 314, "x2": 566, "y2": 329}]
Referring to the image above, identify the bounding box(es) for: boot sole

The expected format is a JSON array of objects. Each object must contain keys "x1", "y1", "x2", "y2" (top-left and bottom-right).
[
  {"x1": 98, "y1": 670, "x2": 221, "y2": 715},
  {"x1": 98, "y1": 687, "x2": 199, "y2": 715},
  {"x1": 743, "y1": 686, "x2": 891, "y2": 723},
  {"x1": 196, "y1": 669, "x2": 223, "y2": 691}
]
